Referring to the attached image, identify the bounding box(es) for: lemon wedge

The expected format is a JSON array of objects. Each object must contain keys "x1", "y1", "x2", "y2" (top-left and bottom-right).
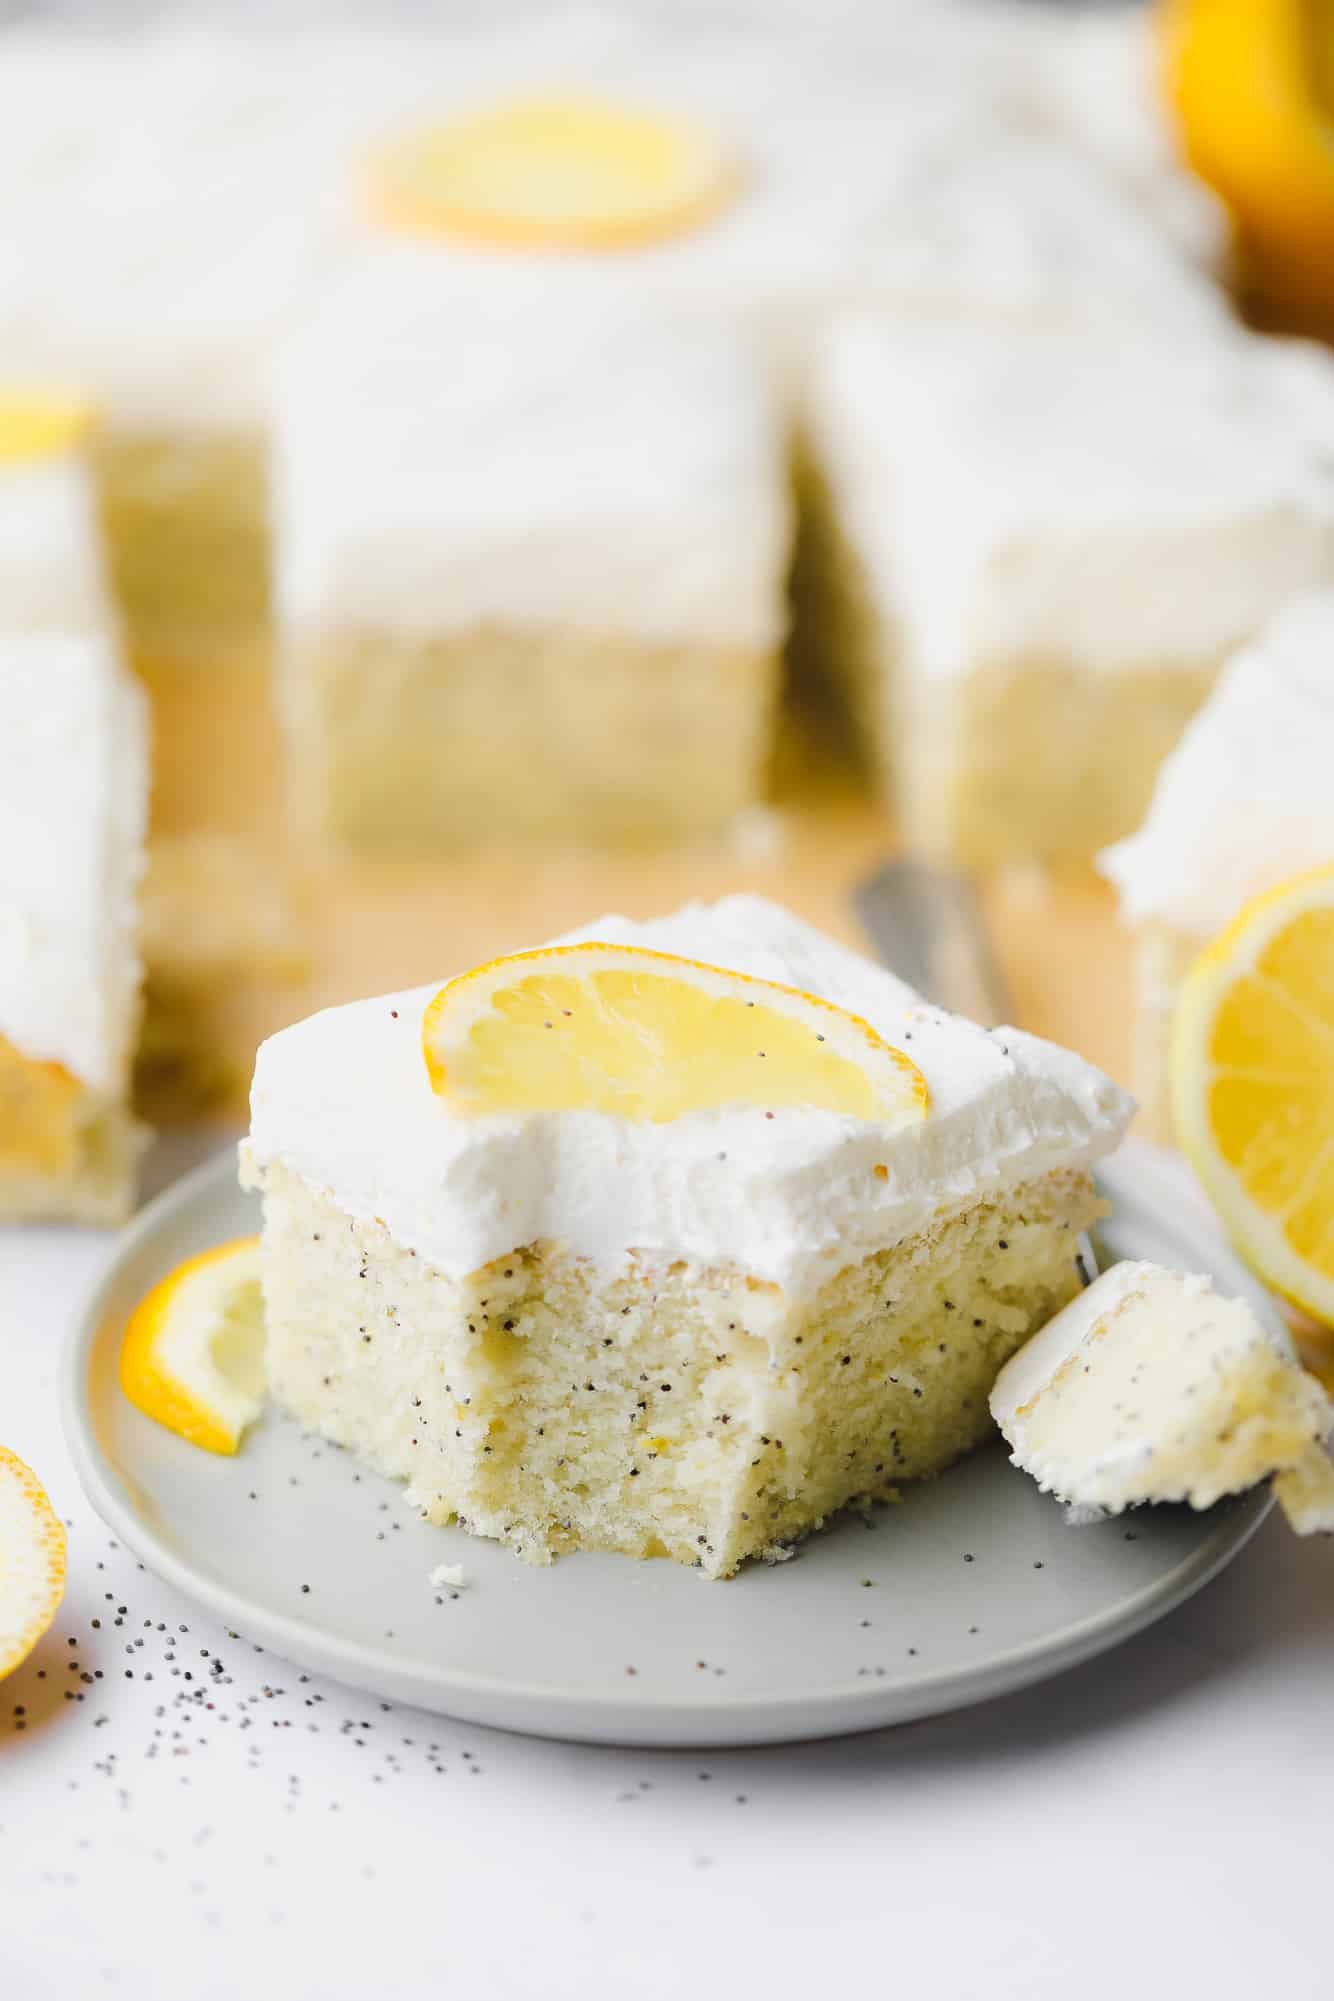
[
  {"x1": 0, "y1": 1447, "x2": 66, "y2": 1681},
  {"x1": 1173, "y1": 864, "x2": 1334, "y2": 1326},
  {"x1": 422, "y1": 942, "x2": 930, "y2": 1127},
  {"x1": 120, "y1": 1238, "x2": 266, "y2": 1454},
  {"x1": 367, "y1": 94, "x2": 737, "y2": 250},
  {"x1": 1161, "y1": 0, "x2": 1334, "y2": 325},
  {"x1": 0, "y1": 390, "x2": 95, "y2": 465}
]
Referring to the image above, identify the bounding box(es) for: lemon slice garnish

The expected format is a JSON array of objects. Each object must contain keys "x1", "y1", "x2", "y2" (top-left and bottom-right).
[
  {"x1": 422, "y1": 942, "x2": 930, "y2": 1127},
  {"x1": 0, "y1": 390, "x2": 95, "y2": 466},
  {"x1": 368, "y1": 94, "x2": 738, "y2": 250},
  {"x1": 120, "y1": 1238, "x2": 266, "y2": 1455},
  {"x1": 1173, "y1": 863, "x2": 1334, "y2": 1327},
  {"x1": 0, "y1": 1447, "x2": 66, "y2": 1681}
]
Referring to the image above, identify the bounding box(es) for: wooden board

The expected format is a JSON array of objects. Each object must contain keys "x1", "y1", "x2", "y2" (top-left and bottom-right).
[{"x1": 139, "y1": 656, "x2": 1135, "y2": 1122}]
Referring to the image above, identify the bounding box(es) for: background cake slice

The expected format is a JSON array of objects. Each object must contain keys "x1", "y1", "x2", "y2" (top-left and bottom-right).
[
  {"x1": 0, "y1": 403, "x2": 149, "y2": 1222},
  {"x1": 0, "y1": 31, "x2": 317, "y2": 669},
  {"x1": 0, "y1": 629, "x2": 148, "y2": 1223},
  {"x1": 242, "y1": 895, "x2": 1131, "y2": 1576},
  {"x1": 1100, "y1": 594, "x2": 1334, "y2": 1142},
  {"x1": 801, "y1": 315, "x2": 1334, "y2": 866},
  {"x1": 272, "y1": 263, "x2": 791, "y2": 851}
]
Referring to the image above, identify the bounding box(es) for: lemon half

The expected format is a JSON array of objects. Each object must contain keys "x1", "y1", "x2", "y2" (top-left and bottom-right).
[{"x1": 1173, "y1": 863, "x2": 1334, "y2": 1326}]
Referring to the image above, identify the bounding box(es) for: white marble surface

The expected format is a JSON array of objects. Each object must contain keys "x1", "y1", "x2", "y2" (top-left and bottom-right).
[{"x1": 2, "y1": 1133, "x2": 1331, "y2": 2000}]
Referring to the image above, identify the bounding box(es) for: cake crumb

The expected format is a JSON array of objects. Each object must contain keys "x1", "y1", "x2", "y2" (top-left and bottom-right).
[{"x1": 428, "y1": 1562, "x2": 469, "y2": 1590}]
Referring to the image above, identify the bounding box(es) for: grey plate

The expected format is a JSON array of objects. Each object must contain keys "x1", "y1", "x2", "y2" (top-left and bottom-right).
[{"x1": 63, "y1": 1148, "x2": 1274, "y2": 1747}]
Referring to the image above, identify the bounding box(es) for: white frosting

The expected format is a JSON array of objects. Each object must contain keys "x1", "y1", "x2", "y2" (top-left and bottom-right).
[
  {"x1": 1101, "y1": 593, "x2": 1334, "y2": 934},
  {"x1": 809, "y1": 315, "x2": 1334, "y2": 681},
  {"x1": 853, "y1": 133, "x2": 1225, "y2": 331},
  {"x1": 0, "y1": 34, "x2": 313, "y2": 429},
  {"x1": 246, "y1": 894, "x2": 1132, "y2": 1299},
  {"x1": 0, "y1": 16, "x2": 885, "y2": 428},
  {"x1": 0, "y1": 10, "x2": 1226, "y2": 432},
  {"x1": 273, "y1": 260, "x2": 790, "y2": 648},
  {"x1": 0, "y1": 630, "x2": 148, "y2": 1093},
  {"x1": 0, "y1": 24, "x2": 460, "y2": 430},
  {"x1": 0, "y1": 451, "x2": 109, "y2": 628},
  {"x1": 990, "y1": 1, "x2": 1231, "y2": 274}
]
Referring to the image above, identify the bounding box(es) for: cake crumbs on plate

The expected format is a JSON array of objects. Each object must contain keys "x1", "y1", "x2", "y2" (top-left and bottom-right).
[{"x1": 428, "y1": 1562, "x2": 469, "y2": 1591}]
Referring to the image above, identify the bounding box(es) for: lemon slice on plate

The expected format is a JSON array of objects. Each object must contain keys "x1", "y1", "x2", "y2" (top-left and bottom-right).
[
  {"x1": 422, "y1": 942, "x2": 929, "y2": 1126},
  {"x1": 120, "y1": 1237, "x2": 266, "y2": 1454},
  {"x1": 368, "y1": 94, "x2": 737, "y2": 249},
  {"x1": 0, "y1": 390, "x2": 94, "y2": 465},
  {"x1": 1173, "y1": 864, "x2": 1334, "y2": 1326},
  {"x1": 0, "y1": 1447, "x2": 66, "y2": 1680}
]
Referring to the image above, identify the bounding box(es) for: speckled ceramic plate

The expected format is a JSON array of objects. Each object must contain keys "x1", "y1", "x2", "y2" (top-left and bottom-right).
[{"x1": 65, "y1": 1146, "x2": 1274, "y2": 1748}]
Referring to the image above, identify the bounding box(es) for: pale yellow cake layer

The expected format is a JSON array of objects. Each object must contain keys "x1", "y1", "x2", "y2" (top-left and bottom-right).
[
  {"x1": 281, "y1": 625, "x2": 780, "y2": 853},
  {"x1": 94, "y1": 430, "x2": 270, "y2": 664},
  {"x1": 898, "y1": 657, "x2": 1220, "y2": 869},
  {"x1": 0, "y1": 1034, "x2": 145, "y2": 1225},
  {"x1": 793, "y1": 469, "x2": 1219, "y2": 865},
  {"x1": 247, "y1": 1156, "x2": 1102, "y2": 1578}
]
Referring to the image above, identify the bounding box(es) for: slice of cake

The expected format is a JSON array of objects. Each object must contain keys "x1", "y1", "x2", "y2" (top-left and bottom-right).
[
  {"x1": 272, "y1": 262, "x2": 790, "y2": 851},
  {"x1": 1100, "y1": 595, "x2": 1334, "y2": 1142},
  {"x1": 241, "y1": 895, "x2": 1132, "y2": 1576},
  {"x1": 0, "y1": 399, "x2": 149, "y2": 1223},
  {"x1": 0, "y1": 25, "x2": 426, "y2": 671},
  {"x1": 0, "y1": 14, "x2": 902, "y2": 670},
  {"x1": 0, "y1": 625, "x2": 147, "y2": 1224},
  {"x1": 801, "y1": 316, "x2": 1334, "y2": 866},
  {"x1": 991, "y1": 1261, "x2": 1333, "y2": 1529},
  {"x1": 0, "y1": 34, "x2": 298, "y2": 667}
]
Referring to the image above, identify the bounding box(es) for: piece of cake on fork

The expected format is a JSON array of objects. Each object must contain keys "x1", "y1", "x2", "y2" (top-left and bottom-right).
[
  {"x1": 1100, "y1": 594, "x2": 1334, "y2": 1142},
  {"x1": 801, "y1": 314, "x2": 1334, "y2": 866},
  {"x1": 991, "y1": 1261, "x2": 1333, "y2": 1531},
  {"x1": 0, "y1": 396, "x2": 149, "y2": 1223},
  {"x1": 241, "y1": 896, "x2": 1131, "y2": 1576}
]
